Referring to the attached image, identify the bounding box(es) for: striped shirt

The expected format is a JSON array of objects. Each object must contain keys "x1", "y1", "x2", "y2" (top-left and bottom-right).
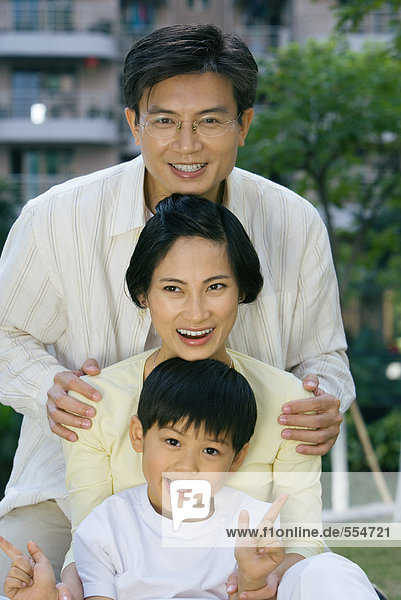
[{"x1": 0, "y1": 155, "x2": 354, "y2": 517}]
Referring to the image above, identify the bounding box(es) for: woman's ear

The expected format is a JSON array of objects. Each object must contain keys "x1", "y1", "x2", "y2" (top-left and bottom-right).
[
  {"x1": 137, "y1": 293, "x2": 147, "y2": 308},
  {"x1": 229, "y1": 443, "x2": 249, "y2": 473},
  {"x1": 129, "y1": 415, "x2": 144, "y2": 453},
  {"x1": 125, "y1": 108, "x2": 141, "y2": 146}
]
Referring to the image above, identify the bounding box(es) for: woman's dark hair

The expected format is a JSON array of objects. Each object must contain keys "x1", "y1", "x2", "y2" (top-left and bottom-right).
[
  {"x1": 137, "y1": 357, "x2": 257, "y2": 454},
  {"x1": 123, "y1": 24, "x2": 258, "y2": 118},
  {"x1": 125, "y1": 194, "x2": 263, "y2": 307}
]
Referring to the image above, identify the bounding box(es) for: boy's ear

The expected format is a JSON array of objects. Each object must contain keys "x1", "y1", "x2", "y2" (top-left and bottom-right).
[
  {"x1": 129, "y1": 415, "x2": 144, "y2": 453},
  {"x1": 229, "y1": 443, "x2": 249, "y2": 473}
]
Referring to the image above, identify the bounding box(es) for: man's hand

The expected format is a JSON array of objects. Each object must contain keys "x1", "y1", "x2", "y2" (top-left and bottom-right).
[
  {"x1": 234, "y1": 495, "x2": 287, "y2": 596},
  {"x1": 0, "y1": 536, "x2": 65, "y2": 600},
  {"x1": 47, "y1": 358, "x2": 101, "y2": 442},
  {"x1": 278, "y1": 374, "x2": 342, "y2": 456}
]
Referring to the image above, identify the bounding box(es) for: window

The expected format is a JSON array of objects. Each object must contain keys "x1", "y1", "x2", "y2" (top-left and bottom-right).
[
  {"x1": 13, "y1": 0, "x2": 72, "y2": 31},
  {"x1": 11, "y1": 148, "x2": 73, "y2": 201},
  {"x1": 12, "y1": 71, "x2": 77, "y2": 118}
]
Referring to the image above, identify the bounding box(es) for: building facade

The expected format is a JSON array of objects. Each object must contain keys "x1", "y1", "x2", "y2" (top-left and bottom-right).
[{"x1": 0, "y1": 0, "x2": 399, "y2": 205}]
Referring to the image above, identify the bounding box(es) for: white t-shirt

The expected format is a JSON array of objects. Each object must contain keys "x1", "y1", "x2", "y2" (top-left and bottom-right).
[{"x1": 74, "y1": 484, "x2": 272, "y2": 600}]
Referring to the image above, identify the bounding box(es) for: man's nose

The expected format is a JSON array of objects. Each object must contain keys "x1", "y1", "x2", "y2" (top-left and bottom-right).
[{"x1": 170, "y1": 121, "x2": 203, "y2": 154}]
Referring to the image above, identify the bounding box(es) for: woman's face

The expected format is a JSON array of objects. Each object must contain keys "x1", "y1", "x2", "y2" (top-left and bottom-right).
[{"x1": 142, "y1": 236, "x2": 240, "y2": 364}]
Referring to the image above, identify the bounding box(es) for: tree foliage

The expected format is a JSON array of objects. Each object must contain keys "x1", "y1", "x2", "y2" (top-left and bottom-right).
[
  {"x1": 238, "y1": 38, "x2": 401, "y2": 303},
  {"x1": 323, "y1": 0, "x2": 401, "y2": 54}
]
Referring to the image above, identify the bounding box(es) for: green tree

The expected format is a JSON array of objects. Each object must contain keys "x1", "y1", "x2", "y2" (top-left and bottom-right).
[
  {"x1": 238, "y1": 38, "x2": 401, "y2": 303},
  {"x1": 320, "y1": 0, "x2": 401, "y2": 54}
]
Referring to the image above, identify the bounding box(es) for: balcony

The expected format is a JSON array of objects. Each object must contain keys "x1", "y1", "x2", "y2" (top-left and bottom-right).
[
  {"x1": 233, "y1": 25, "x2": 291, "y2": 54},
  {"x1": 5, "y1": 173, "x2": 73, "y2": 205},
  {"x1": 0, "y1": 90, "x2": 119, "y2": 144},
  {"x1": 0, "y1": 2, "x2": 119, "y2": 58}
]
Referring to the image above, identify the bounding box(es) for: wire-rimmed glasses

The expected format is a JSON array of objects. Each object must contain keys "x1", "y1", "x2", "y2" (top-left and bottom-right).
[{"x1": 137, "y1": 114, "x2": 241, "y2": 139}]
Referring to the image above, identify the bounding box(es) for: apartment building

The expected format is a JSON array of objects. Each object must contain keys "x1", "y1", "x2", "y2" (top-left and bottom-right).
[{"x1": 0, "y1": 0, "x2": 398, "y2": 204}]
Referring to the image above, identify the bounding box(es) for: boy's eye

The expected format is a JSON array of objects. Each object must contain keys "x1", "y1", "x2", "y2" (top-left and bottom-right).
[
  {"x1": 203, "y1": 447, "x2": 219, "y2": 456},
  {"x1": 166, "y1": 438, "x2": 180, "y2": 447}
]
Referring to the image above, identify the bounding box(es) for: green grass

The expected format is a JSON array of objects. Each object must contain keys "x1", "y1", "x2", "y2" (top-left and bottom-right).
[{"x1": 335, "y1": 546, "x2": 401, "y2": 599}]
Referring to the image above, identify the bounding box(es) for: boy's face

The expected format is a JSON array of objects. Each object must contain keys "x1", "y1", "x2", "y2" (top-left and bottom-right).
[
  {"x1": 130, "y1": 416, "x2": 248, "y2": 515},
  {"x1": 125, "y1": 72, "x2": 254, "y2": 210}
]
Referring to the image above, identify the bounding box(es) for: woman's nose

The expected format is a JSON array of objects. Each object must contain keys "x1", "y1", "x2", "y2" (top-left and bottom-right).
[{"x1": 182, "y1": 295, "x2": 211, "y2": 323}]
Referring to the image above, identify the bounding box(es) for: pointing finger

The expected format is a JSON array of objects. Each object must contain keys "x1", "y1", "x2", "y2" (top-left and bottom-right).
[{"x1": 0, "y1": 536, "x2": 25, "y2": 560}]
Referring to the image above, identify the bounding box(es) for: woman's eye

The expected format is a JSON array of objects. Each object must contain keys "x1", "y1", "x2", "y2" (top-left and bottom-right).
[
  {"x1": 166, "y1": 438, "x2": 180, "y2": 447},
  {"x1": 203, "y1": 447, "x2": 219, "y2": 456},
  {"x1": 164, "y1": 285, "x2": 181, "y2": 292},
  {"x1": 208, "y1": 283, "x2": 224, "y2": 291}
]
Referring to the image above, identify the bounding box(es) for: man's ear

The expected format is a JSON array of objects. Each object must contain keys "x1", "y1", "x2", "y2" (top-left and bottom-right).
[
  {"x1": 130, "y1": 415, "x2": 144, "y2": 453},
  {"x1": 125, "y1": 108, "x2": 141, "y2": 146},
  {"x1": 229, "y1": 442, "x2": 249, "y2": 473},
  {"x1": 237, "y1": 108, "x2": 254, "y2": 147}
]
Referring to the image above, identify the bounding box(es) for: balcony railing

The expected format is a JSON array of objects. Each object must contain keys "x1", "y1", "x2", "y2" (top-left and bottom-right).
[
  {"x1": 0, "y1": 1, "x2": 118, "y2": 34},
  {"x1": 0, "y1": 90, "x2": 118, "y2": 121},
  {"x1": 4, "y1": 174, "x2": 72, "y2": 205}
]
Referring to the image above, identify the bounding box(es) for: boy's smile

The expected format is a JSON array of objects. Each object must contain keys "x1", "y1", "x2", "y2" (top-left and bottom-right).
[{"x1": 130, "y1": 417, "x2": 248, "y2": 516}]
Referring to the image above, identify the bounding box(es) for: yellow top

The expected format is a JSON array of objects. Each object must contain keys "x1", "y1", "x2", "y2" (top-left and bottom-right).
[{"x1": 63, "y1": 349, "x2": 322, "y2": 568}]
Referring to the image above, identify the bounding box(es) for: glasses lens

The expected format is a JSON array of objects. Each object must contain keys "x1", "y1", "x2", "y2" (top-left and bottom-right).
[
  {"x1": 143, "y1": 116, "x2": 237, "y2": 138},
  {"x1": 197, "y1": 121, "x2": 230, "y2": 137}
]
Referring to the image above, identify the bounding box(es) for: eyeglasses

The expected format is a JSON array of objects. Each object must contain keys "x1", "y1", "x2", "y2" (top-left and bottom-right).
[{"x1": 138, "y1": 114, "x2": 241, "y2": 139}]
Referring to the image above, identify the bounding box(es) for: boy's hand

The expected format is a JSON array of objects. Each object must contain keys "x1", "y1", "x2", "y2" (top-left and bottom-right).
[
  {"x1": 0, "y1": 536, "x2": 61, "y2": 600},
  {"x1": 234, "y1": 494, "x2": 287, "y2": 594}
]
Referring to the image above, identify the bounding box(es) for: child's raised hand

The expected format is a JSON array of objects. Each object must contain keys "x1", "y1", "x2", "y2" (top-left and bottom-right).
[
  {"x1": 0, "y1": 536, "x2": 58, "y2": 600},
  {"x1": 234, "y1": 494, "x2": 288, "y2": 592}
]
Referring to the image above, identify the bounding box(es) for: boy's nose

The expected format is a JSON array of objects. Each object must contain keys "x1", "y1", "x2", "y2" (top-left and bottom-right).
[{"x1": 172, "y1": 453, "x2": 200, "y2": 474}]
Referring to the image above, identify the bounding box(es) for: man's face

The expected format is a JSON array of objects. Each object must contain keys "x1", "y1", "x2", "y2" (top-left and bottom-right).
[{"x1": 125, "y1": 72, "x2": 253, "y2": 209}]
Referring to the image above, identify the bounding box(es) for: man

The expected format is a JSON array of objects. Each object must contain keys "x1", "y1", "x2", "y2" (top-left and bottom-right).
[{"x1": 0, "y1": 24, "x2": 352, "y2": 585}]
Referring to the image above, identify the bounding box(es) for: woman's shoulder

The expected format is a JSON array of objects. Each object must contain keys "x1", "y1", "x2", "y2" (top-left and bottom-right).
[
  {"x1": 227, "y1": 349, "x2": 310, "y2": 402},
  {"x1": 72, "y1": 349, "x2": 154, "y2": 404}
]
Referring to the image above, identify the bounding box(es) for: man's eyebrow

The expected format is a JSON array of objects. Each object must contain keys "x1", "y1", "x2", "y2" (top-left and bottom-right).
[{"x1": 146, "y1": 105, "x2": 231, "y2": 116}]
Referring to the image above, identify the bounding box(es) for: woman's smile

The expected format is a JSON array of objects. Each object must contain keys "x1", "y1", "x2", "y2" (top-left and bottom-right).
[{"x1": 176, "y1": 327, "x2": 215, "y2": 345}]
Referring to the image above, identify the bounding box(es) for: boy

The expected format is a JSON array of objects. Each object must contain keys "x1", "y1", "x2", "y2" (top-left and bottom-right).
[{"x1": 1, "y1": 358, "x2": 288, "y2": 600}]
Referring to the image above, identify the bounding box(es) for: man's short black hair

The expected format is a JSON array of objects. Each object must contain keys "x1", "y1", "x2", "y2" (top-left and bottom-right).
[
  {"x1": 123, "y1": 24, "x2": 258, "y2": 118},
  {"x1": 137, "y1": 358, "x2": 257, "y2": 454}
]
